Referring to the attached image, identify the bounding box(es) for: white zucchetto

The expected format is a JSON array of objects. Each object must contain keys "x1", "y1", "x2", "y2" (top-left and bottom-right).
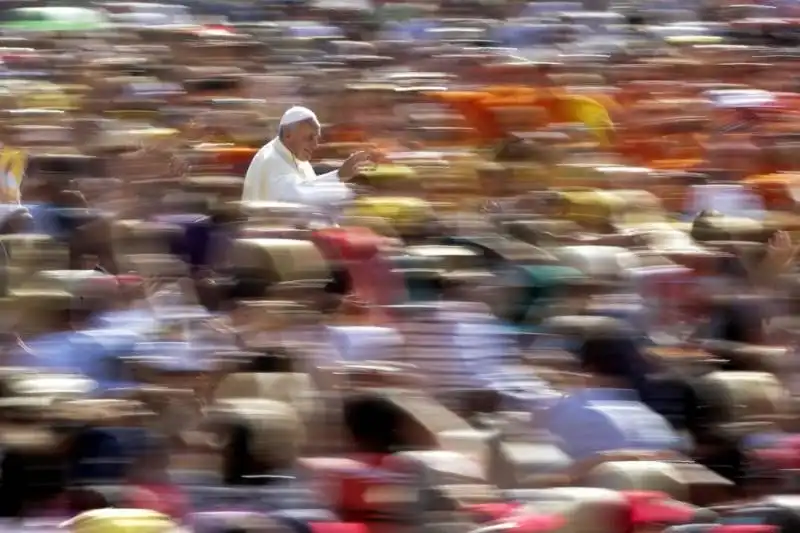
[{"x1": 278, "y1": 106, "x2": 320, "y2": 128}]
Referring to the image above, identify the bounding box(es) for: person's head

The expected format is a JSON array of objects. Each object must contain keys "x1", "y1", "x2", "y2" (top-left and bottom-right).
[
  {"x1": 708, "y1": 297, "x2": 767, "y2": 344},
  {"x1": 578, "y1": 333, "x2": 653, "y2": 389},
  {"x1": 278, "y1": 106, "x2": 321, "y2": 162},
  {"x1": 342, "y1": 393, "x2": 407, "y2": 455},
  {"x1": 208, "y1": 399, "x2": 305, "y2": 484},
  {"x1": 221, "y1": 269, "x2": 272, "y2": 314},
  {"x1": 69, "y1": 426, "x2": 127, "y2": 485}
]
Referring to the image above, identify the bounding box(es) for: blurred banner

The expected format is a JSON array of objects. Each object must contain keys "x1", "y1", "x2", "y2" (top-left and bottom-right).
[{"x1": 0, "y1": 145, "x2": 26, "y2": 204}]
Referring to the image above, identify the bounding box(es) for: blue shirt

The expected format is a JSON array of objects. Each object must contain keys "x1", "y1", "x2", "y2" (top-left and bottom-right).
[
  {"x1": 91, "y1": 308, "x2": 158, "y2": 333},
  {"x1": 23, "y1": 202, "x2": 62, "y2": 237},
  {"x1": 326, "y1": 325, "x2": 403, "y2": 363},
  {"x1": 398, "y1": 302, "x2": 521, "y2": 391},
  {"x1": 97, "y1": 303, "x2": 235, "y2": 372},
  {"x1": 12, "y1": 329, "x2": 140, "y2": 392},
  {"x1": 546, "y1": 388, "x2": 685, "y2": 460}
]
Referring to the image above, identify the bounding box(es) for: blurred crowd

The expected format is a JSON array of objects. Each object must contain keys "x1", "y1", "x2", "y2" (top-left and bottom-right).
[{"x1": 7, "y1": 0, "x2": 800, "y2": 532}]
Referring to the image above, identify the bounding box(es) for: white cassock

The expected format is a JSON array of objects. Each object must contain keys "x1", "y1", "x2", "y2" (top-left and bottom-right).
[{"x1": 242, "y1": 137, "x2": 353, "y2": 205}]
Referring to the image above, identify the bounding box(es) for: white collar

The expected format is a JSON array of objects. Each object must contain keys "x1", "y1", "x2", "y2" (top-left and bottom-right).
[{"x1": 274, "y1": 137, "x2": 308, "y2": 168}]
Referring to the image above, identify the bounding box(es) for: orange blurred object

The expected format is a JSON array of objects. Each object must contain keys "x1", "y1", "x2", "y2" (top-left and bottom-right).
[
  {"x1": 192, "y1": 145, "x2": 257, "y2": 175},
  {"x1": 745, "y1": 173, "x2": 800, "y2": 211}
]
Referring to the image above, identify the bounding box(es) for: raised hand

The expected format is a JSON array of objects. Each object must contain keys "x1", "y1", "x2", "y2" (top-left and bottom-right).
[
  {"x1": 767, "y1": 230, "x2": 799, "y2": 271},
  {"x1": 338, "y1": 150, "x2": 375, "y2": 180}
]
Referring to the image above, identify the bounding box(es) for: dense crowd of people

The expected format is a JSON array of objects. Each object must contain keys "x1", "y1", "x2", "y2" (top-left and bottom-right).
[{"x1": 4, "y1": 0, "x2": 800, "y2": 532}]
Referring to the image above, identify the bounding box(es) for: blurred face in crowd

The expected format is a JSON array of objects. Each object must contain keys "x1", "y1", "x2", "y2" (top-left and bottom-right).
[{"x1": 282, "y1": 119, "x2": 320, "y2": 162}]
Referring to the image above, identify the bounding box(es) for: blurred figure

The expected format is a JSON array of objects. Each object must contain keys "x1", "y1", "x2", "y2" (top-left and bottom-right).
[
  {"x1": 546, "y1": 335, "x2": 687, "y2": 461},
  {"x1": 123, "y1": 434, "x2": 187, "y2": 521},
  {"x1": 684, "y1": 184, "x2": 766, "y2": 221},
  {"x1": 395, "y1": 276, "x2": 556, "y2": 417},
  {"x1": 242, "y1": 106, "x2": 372, "y2": 205},
  {"x1": 69, "y1": 425, "x2": 128, "y2": 486},
  {"x1": 342, "y1": 392, "x2": 423, "y2": 457},
  {"x1": 8, "y1": 273, "x2": 139, "y2": 392},
  {"x1": 184, "y1": 398, "x2": 334, "y2": 518},
  {"x1": 0, "y1": 434, "x2": 70, "y2": 517}
]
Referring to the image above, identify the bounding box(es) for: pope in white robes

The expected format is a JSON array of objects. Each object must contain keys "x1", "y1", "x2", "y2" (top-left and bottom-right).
[{"x1": 242, "y1": 106, "x2": 371, "y2": 205}]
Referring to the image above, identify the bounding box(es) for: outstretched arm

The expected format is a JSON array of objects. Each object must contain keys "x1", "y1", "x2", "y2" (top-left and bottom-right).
[{"x1": 272, "y1": 171, "x2": 353, "y2": 205}]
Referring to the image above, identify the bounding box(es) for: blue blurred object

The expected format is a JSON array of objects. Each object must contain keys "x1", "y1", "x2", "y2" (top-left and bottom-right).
[
  {"x1": 10, "y1": 329, "x2": 140, "y2": 392},
  {"x1": 546, "y1": 387, "x2": 688, "y2": 460},
  {"x1": 491, "y1": 22, "x2": 560, "y2": 47},
  {"x1": 519, "y1": 1, "x2": 584, "y2": 17},
  {"x1": 683, "y1": 184, "x2": 766, "y2": 221},
  {"x1": 69, "y1": 427, "x2": 128, "y2": 485},
  {"x1": 0, "y1": 70, "x2": 49, "y2": 79},
  {"x1": 190, "y1": 510, "x2": 331, "y2": 533},
  {"x1": 486, "y1": 372, "x2": 562, "y2": 413},
  {"x1": 382, "y1": 19, "x2": 439, "y2": 41},
  {"x1": 327, "y1": 325, "x2": 403, "y2": 363},
  {"x1": 185, "y1": 482, "x2": 337, "y2": 516},
  {"x1": 132, "y1": 341, "x2": 215, "y2": 373},
  {"x1": 23, "y1": 203, "x2": 63, "y2": 238},
  {"x1": 287, "y1": 23, "x2": 344, "y2": 39},
  {"x1": 91, "y1": 309, "x2": 158, "y2": 335},
  {"x1": 69, "y1": 426, "x2": 153, "y2": 485},
  {"x1": 153, "y1": 213, "x2": 213, "y2": 273}
]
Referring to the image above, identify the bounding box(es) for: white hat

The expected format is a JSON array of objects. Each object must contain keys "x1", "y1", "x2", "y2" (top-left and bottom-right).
[{"x1": 278, "y1": 106, "x2": 320, "y2": 128}]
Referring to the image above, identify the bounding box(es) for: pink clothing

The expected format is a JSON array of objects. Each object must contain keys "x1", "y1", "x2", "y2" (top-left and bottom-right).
[{"x1": 126, "y1": 483, "x2": 188, "y2": 520}]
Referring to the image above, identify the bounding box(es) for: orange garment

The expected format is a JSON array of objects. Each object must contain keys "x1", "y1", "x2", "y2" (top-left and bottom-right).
[
  {"x1": 618, "y1": 127, "x2": 707, "y2": 167},
  {"x1": 199, "y1": 146, "x2": 256, "y2": 175},
  {"x1": 427, "y1": 90, "x2": 503, "y2": 144},
  {"x1": 584, "y1": 93, "x2": 623, "y2": 122},
  {"x1": 535, "y1": 89, "x2": 571, "y2": 123},
  {"x1": 325, "y1": 124, "x2": 367, "y2": 143},
  {"x1": 324, "y1": 125, "x2": 402, "y2": 155}
]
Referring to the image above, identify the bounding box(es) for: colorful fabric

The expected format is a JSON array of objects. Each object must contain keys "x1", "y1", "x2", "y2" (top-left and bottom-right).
[{"x1": 0, "y1": 146, "x2": 25, "y2": 204}]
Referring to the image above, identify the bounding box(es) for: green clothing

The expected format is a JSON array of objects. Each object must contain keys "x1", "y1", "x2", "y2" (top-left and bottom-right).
[{"x1": 0, "y1": 7, "x2": 108, "y2": 32}]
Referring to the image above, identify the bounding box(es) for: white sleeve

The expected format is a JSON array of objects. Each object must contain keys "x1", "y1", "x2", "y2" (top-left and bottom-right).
[
  {"x1": 242, "y1": 152, "x2": 266, "y2": 202},
  {"x1": 272, "y1": 171, "x2": 353, "y2": 205},
  {"x1": 316, "y1": 169, "x2": 341, "y2": 182}
]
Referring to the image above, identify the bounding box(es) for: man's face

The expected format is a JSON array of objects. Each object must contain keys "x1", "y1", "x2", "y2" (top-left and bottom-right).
[{"x1": 284, "y1": 120, "x2": 320, "y2": 162}]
